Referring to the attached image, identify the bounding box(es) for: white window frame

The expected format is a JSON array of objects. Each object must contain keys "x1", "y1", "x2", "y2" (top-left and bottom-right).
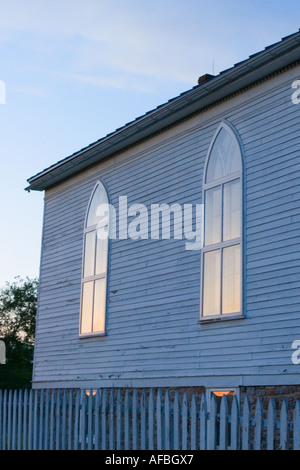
[
  {"x1": 200, "y1": 122, "x2": 244, "y2": 322},
  {"x1": 79, "y1": 181, "x2": 109, "y2": 337}
]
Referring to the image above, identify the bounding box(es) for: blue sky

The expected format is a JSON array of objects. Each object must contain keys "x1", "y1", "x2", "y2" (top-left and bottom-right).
[{"x1": 0, "y1": 0, "x2": 299, "y2": 287}]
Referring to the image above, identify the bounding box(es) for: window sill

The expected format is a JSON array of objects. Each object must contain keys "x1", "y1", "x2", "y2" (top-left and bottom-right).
[
  {"x1": 79, "y1": 332, "x2": 107, "y2": 339},
  {"x1": 199, "y1": 314, "x2": 245, "y2": 324}
]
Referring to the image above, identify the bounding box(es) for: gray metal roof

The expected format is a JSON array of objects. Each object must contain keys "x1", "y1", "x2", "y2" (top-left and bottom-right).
[{"x1": 26, "y1": 30, "x2": 300, "y2": 191}]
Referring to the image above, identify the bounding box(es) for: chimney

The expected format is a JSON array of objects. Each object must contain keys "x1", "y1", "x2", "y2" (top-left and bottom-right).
[{"x1": 197, "y1": 74, "x2": 214, "y2": 85}]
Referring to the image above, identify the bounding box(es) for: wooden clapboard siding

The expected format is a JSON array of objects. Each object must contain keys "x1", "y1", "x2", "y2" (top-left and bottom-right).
[{"x1": 33, "y1": 65, "x2": 300, "y2": 389}]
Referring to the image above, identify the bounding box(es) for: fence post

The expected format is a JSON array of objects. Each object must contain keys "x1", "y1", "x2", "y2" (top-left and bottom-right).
[
  {"x1": 266, "y1": 398, "x2": 276, "y2": 450},
  {"x1": 12, "y1": 389, "x2": 18, "y2": 450},
  {"x1": 101, "y1": 389, "x2": 108, "y2": 450},
  {"x1": 28, "y1": 389, "x2": 33, "y2": 450},
  {"x1": 94, "y1": 389, "x2": 101, "y2": 450},
  {"x1": 190, "y1": 393, "x2": 198, "y2": 450},
  {"x1": 73, "y1": 390, "x2": 81, "y2": 450},
  {"x1": 43, "y1": 390, "x2": 50, "y2": 450},
  {"x1": 56, "y1": 390, "x2": 61, "y2": 450},
  {"x1": 49, "y1": 389, "x2": 55, "y2": 450},
  {"x1": 80, "y1": 390, "x2": 86, "y2": 451},
  {"x1": 294, "y1": 400, "x2": 300, "y2": 450},
  {"x1": 199, "y1": 393, "x2": 207, "y2": 450},
  {"x1": 182, "y1": 392, "x2": 189, "y2": 450},
  {"x1": 22, "y1": 389, "x2": 28, "y2": 450},
  {"x1": 219, "y1": 394, "x2": 228, "y2": 450},
  {"x1": 132, "y1": 389, "x2": 138, "y2": 450},
  {"x1": 38, "y1": 390, "x2": 44, "y2": 450},
  {"x1": 156, "y1": 389, "x2": 164, "y2": 450},
  {"x1": 173, "y1": 391, "x2": 180, "y2": 450},
  {"x1": 242, "y1": 396, "x2": 251, "y2": 450},
  {"x1": 116, "y1": 389, "x2": 122, "y2": 450},
  {"x1": 17, "y1": 389, "x2": 23, "y2": 450},
  {"x1": 87, "y1": 389, "x2": 94, "y2": 450},
  {"x1": 254, "y1": 398, "x2": 263, "y2": 450},
  {"x1": 148, "y1": 388, "x2": 155, "y2": 450},
  {"x1": 62, "y1": 389, "x2": 68, "y2": 450},
  {"x1": 164, "y1": 390, "x2": 171, "y2": 450},
  {"x1": 279, "y1": 399, "x2": 289, "y2": 450},
  {"x1": 124, "y1": 389, "x2": 130, "y2": 450},
  {"x1": 7, "y1": 389, "x2": 12, "y2": 450},
  {"x1": 109, "y1": 389, "x2": 116, "y2": 450},
  {"x1": 208, "y1": 393, "x2": 217, "y2": 450},
  {"x1": 67, "y1": 390, "x2": 74, "y2": 450},
  {"x1": 230, "y1": 395, "x2": 239, "y2": 450},
  {"x1": 140, "y1": 389, "x2": 147, "y2": 450}
]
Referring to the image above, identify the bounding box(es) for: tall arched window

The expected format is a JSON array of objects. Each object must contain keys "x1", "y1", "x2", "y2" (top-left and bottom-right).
[
  {"x1": 201, "y1": 124, "x2": 243, "y2": 319},
  {"x1": 80, "y1": 181, "x2": 109, "y2": 335}
]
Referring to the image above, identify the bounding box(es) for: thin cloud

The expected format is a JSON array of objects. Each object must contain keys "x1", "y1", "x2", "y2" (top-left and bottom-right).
[
  {"x1": 0, "y1": 0, "x2": 299, "y2": 89},
  {"x1": 55, "y1": 71, "x2": 156, "y2": 93},
  {"x1": 13, "y1": 86, "x2": 45, "y2": 97}
]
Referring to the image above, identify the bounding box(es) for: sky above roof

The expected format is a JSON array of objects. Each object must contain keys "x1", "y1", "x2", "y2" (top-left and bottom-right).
[{"x1": 0, "y1": 0, "x2": 299, "y2": 287}]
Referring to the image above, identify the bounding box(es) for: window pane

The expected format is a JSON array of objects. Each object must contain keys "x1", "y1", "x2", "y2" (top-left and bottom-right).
[
  {"x1": 205, "y1": 186, "x2": 222, "y2": 245},
  {"x1": 84, "y1": 231, "x2": 96, "y2": 278},
  {"x1": 93, "y1": 278, "x2": 106, "y2": 333},
  {"x1": 95, "y1": 227, "x2": 108, "y2": 275},
  {"x1": 222, "y1": 245, "x2": 241, "y2": 314},
  {"x1": 203, "y1": 250, "x2": 221, "y2": 316},
  {"x1": 86, "y1": 183, "x2": 109, "y2": 228},
  {"x1": 81, "y1": 281, "x2": 94, "y2": 334},
  {"x1": 206, "y1": 128, "x2": 241, "y2": 183},
  {"x1": 223, "y1": 180, "x2": 241, "y2": 241}
]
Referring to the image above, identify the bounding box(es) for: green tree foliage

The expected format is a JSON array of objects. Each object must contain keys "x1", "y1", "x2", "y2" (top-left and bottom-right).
[{"x1": 0, "y1": 277, "x2": 38, "y2": 389}]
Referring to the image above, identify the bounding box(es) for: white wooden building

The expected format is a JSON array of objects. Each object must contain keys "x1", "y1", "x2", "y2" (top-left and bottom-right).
[{"x1": 27, "y1": 31, "x2": 300, "y2": 404}]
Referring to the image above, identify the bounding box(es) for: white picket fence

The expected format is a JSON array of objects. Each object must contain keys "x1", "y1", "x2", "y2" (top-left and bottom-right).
[{"x1": 0, "y1": 388, "x2": 299, "y2": 450}]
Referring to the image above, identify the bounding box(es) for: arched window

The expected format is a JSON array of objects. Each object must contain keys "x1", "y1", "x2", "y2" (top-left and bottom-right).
[
  {"x1": 80, "y1": 181, "x2": 109, "y2": 335},
  {"x1": 201, "y1": 124, "x2": 243, "y2": 319}
]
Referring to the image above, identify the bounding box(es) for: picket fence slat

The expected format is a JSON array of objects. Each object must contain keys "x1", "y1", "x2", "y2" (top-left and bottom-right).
[
  {"x1": 73, "y1": 390, "x2": 80, "y2": 450},
  {"x1": 132, "y1": 389, "x2": 138, "y2": 450},
  {"x1": 181, "y1": 392, "x2": 188, "y2": 450},
  {"x1": 173, "y1": 391, "x2": 180, "y2": 450},
  {"x1": 140, "y1": 389, "x2": 147, "y2": 450},
  {"x1": 242, "y1": 396, "x2": 251, "y2": 450},
  {"x1": 230, "y1": 395, "x2": 239, "y2": 450},
  {"x1": 164, "y1": 390, "x2": 171, "y2": 450},
  {"x1": 208, "y1": 393, "x2": 217, "y2": 450},
  {"x1": 0, "y1": 387, "x2": 299, "y2": 450},
  {"x1": 190, "y1": 393, "x2": 198, "y2": 450},
  {"x1": 254, "y1": 398, "x2": 263, "y2": 450},
  {"x1": 199, "y1": 393, "x2": 207, "y2": 450},
  {"x1": 148, "y1": 388, "x2": 155, "y2": 450},
  {"x1": 219, "y1": 394, "x2": 228, "y2": 450},
  {"x1": 267, "y1": 398, "x2": 276, "y2": 450},
  {"x1": 101, "y1": 389, "x2": 108, "y2": 450},
  {"x1": 116, "y1": 389, "x2": 122, "y2": 450},
  {"x1": 294, "y1": 401, "x2": 300, "y2": 450},
  {"x1": 280, "y1": 399, "x2": 289, "y2": 450},
  {"x1": 156, "y1": 389, "x2": 164, "y2": 450},
  {"x1": 124, "y1": 389, "x2": 130, "y2": 450}
]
